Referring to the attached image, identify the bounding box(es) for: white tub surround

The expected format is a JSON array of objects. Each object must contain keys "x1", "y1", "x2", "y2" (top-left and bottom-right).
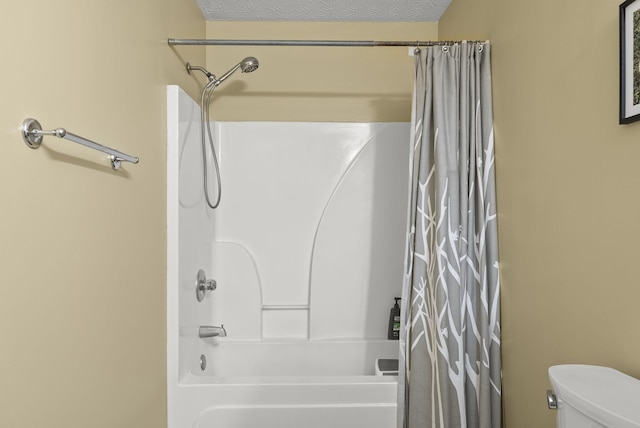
[{"x1": 167, "y1": 85, "x2": 410, "y2": 428}]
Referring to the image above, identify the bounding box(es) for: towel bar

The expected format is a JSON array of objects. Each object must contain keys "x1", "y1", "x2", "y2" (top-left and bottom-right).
[{"x1": 21, "y1": 118, "x2": 139, "y2": 170}]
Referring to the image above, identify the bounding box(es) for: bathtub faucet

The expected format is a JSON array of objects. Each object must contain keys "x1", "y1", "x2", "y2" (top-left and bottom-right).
[{"x1": 199, "y1": 325, "x2": 227, "y2": 338}]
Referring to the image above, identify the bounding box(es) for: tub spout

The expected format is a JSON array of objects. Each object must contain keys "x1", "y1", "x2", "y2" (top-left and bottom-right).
[{"x1": 199, "y1": 325, "x2": 227, "y2": 338}]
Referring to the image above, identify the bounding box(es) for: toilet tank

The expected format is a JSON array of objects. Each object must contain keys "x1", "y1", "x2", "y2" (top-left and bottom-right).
[{"x1": 548, "y1": 365, "x2": 640, "y2": 428}]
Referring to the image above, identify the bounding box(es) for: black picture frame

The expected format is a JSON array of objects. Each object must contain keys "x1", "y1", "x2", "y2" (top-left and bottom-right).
[{"x1": 620, "y1": 0, "x2": 640, "y2": 124}]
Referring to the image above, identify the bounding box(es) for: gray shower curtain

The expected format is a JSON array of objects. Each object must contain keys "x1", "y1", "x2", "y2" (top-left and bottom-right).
[{"x1": 398, "y1": 42, "x2": 501, "y2": 428}]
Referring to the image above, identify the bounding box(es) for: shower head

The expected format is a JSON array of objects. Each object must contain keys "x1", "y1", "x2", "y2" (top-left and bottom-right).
[
  {"x1": 240, "y1": 57, "x2": 259, "y2": 73},
  {"x1": 186, "y1": 57, "x2": 259, "y2": 86},
  {"x1": 215, "y1": 56, "x2": 260, "y2": 85}
]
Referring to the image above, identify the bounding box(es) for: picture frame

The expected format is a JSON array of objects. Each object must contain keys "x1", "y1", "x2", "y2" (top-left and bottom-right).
[{"x1": 620, "y1": 0, "x2": 640, "y2": 124}]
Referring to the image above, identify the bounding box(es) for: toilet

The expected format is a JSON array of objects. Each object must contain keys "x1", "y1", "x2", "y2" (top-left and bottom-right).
[{"x1": 548, "y1": 365, "x2": 640, "y2": 427}]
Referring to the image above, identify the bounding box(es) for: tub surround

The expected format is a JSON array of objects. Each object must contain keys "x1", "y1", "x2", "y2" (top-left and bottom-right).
[{"x1": 167, "y1": 85, "x2": 409, "y2": 427}]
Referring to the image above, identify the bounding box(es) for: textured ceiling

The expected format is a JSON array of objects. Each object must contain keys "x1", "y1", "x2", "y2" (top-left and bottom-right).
[{"x1": 196, "y1": 0, "x2": 452, "y2": 22}]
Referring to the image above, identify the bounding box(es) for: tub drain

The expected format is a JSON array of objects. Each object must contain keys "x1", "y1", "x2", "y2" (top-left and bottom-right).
[{"x1": 200, "y1": 354, "x2": 207, "y2": 371}]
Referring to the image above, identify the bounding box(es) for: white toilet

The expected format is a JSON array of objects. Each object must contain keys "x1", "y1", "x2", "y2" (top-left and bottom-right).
[{"x1": 548, "y1": 364, "x2": 640, "y2": 427}]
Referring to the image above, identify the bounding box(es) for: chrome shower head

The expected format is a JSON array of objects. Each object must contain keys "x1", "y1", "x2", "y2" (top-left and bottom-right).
[
  {"x1": 215, "y1": 56, "x2": 260, "y2": 85},
  {"x1": 240, "y1": 57, "x2": 259, "y2": 73},
  {"x1": 187, "y1": 58, "x2": 259, "y2": 88}
]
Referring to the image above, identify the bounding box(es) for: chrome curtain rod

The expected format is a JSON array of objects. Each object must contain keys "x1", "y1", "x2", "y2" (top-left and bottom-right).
[{"x1": 167, "y1": 38, "x2": 484, "y2": 47}]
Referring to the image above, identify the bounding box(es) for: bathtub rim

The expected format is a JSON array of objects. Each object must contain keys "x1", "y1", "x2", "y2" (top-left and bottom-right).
[{"x1": 180, "y1": 372, "x2": 399, "y2": 386}]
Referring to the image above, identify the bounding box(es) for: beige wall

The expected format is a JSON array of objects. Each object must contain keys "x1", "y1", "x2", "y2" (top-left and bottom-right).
[
  {"x1": 6, "y1": 1, "x2": 633, "y2": 426},
  {"x1": 204, "y1": 22, "x2": 437, "y2": 122},
  {"x1": 0, "y1": 1, "x2": 204, "y2": 427},
  {"x1": 440, "y1": 1, "x2": 640, "y2": 427}
]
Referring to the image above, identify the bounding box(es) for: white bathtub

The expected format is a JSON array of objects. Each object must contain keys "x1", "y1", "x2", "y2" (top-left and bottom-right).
[
  {"x1": 197, "y1": 339, "x2": 399, "y2": 377},
  {"x1": 170, "y1": 340, "x2": 399, "y2": 428}
]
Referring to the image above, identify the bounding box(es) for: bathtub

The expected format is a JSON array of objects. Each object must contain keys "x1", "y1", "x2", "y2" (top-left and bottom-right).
[{"x1": 170, "y1": 339, "x2": 399, "y2": 428}]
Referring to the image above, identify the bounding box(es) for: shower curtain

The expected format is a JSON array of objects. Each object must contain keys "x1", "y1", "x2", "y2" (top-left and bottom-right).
[{"x1": 398, "y1": 42, "x2": 501, "y2": 428}]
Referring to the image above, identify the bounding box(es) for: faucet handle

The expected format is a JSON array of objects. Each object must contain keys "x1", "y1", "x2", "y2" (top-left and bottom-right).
[
  {"x1": 196, "y1": 269, "x2": 217, "y2": 302},
  {"x1": 204, "y1": 279, "x2": 217, "y2": 291}
]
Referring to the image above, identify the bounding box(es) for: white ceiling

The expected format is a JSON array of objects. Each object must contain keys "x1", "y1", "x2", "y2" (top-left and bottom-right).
[{"x1": 196, "y1": 0, "x2": 452, "y2": 22}]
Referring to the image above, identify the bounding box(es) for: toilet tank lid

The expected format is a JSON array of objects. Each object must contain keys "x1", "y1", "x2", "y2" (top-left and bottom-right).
[{"x1": 549, "y1": 365, "x2": 640, "y2": 428}]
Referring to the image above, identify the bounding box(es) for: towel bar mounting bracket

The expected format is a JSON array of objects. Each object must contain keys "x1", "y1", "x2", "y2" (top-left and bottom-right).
[{"x1": 21, "y1": 118, "x2": 45, "y2": 149}]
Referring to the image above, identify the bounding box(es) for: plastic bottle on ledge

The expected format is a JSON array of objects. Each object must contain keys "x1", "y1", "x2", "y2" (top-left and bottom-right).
[{"x1": 387, "y1": 297, "x2": 401, "y2": 340}]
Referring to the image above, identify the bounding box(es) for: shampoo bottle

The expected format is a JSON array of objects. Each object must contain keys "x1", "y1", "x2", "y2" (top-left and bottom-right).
[{"x1": 387, "y1": 297, "x2": 401, "y2": 340}]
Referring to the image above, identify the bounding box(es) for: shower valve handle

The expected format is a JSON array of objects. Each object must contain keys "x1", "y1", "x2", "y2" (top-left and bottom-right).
[
  {"x1": 196, "y1": 269, "x2": 217, "y2": 302},
  {"x1": 203, "y1": 279, "x2": 217, "y2": 291}
]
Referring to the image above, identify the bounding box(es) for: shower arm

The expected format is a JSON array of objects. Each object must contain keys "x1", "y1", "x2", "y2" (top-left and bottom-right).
[
  {"x1": 188, "y1": 63, "x2": 236, "y2": 87},
  {"x1": 21, "y1": 118, "x2": 139, "y2": 170},
  {"x1": 187, "y1": 63, "x2": 215, "y2": 81}
]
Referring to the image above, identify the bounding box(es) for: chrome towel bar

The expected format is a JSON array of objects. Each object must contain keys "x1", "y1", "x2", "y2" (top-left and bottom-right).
[{"x1": 21, "y1": 118, "x2": 139, "y2": 170}]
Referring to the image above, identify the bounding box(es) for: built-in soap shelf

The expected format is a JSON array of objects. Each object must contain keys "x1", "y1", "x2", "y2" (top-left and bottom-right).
[
  {"x1": 261, "y1": 304, "x2": 309, "y2": 339},
  {"x1": 262, "y1": 304, "x2": 309, "y2": 310}
]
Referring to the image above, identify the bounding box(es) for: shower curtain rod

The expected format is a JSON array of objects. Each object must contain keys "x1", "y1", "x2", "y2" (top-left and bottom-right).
[{"x1": 167, "y1": 38, "x2": 485, "y2": 47}]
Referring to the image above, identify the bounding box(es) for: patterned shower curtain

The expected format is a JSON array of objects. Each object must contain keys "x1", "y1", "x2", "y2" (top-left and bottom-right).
[{"x1": 398, "y1": 42, "x2": 501, "y2": 428}]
